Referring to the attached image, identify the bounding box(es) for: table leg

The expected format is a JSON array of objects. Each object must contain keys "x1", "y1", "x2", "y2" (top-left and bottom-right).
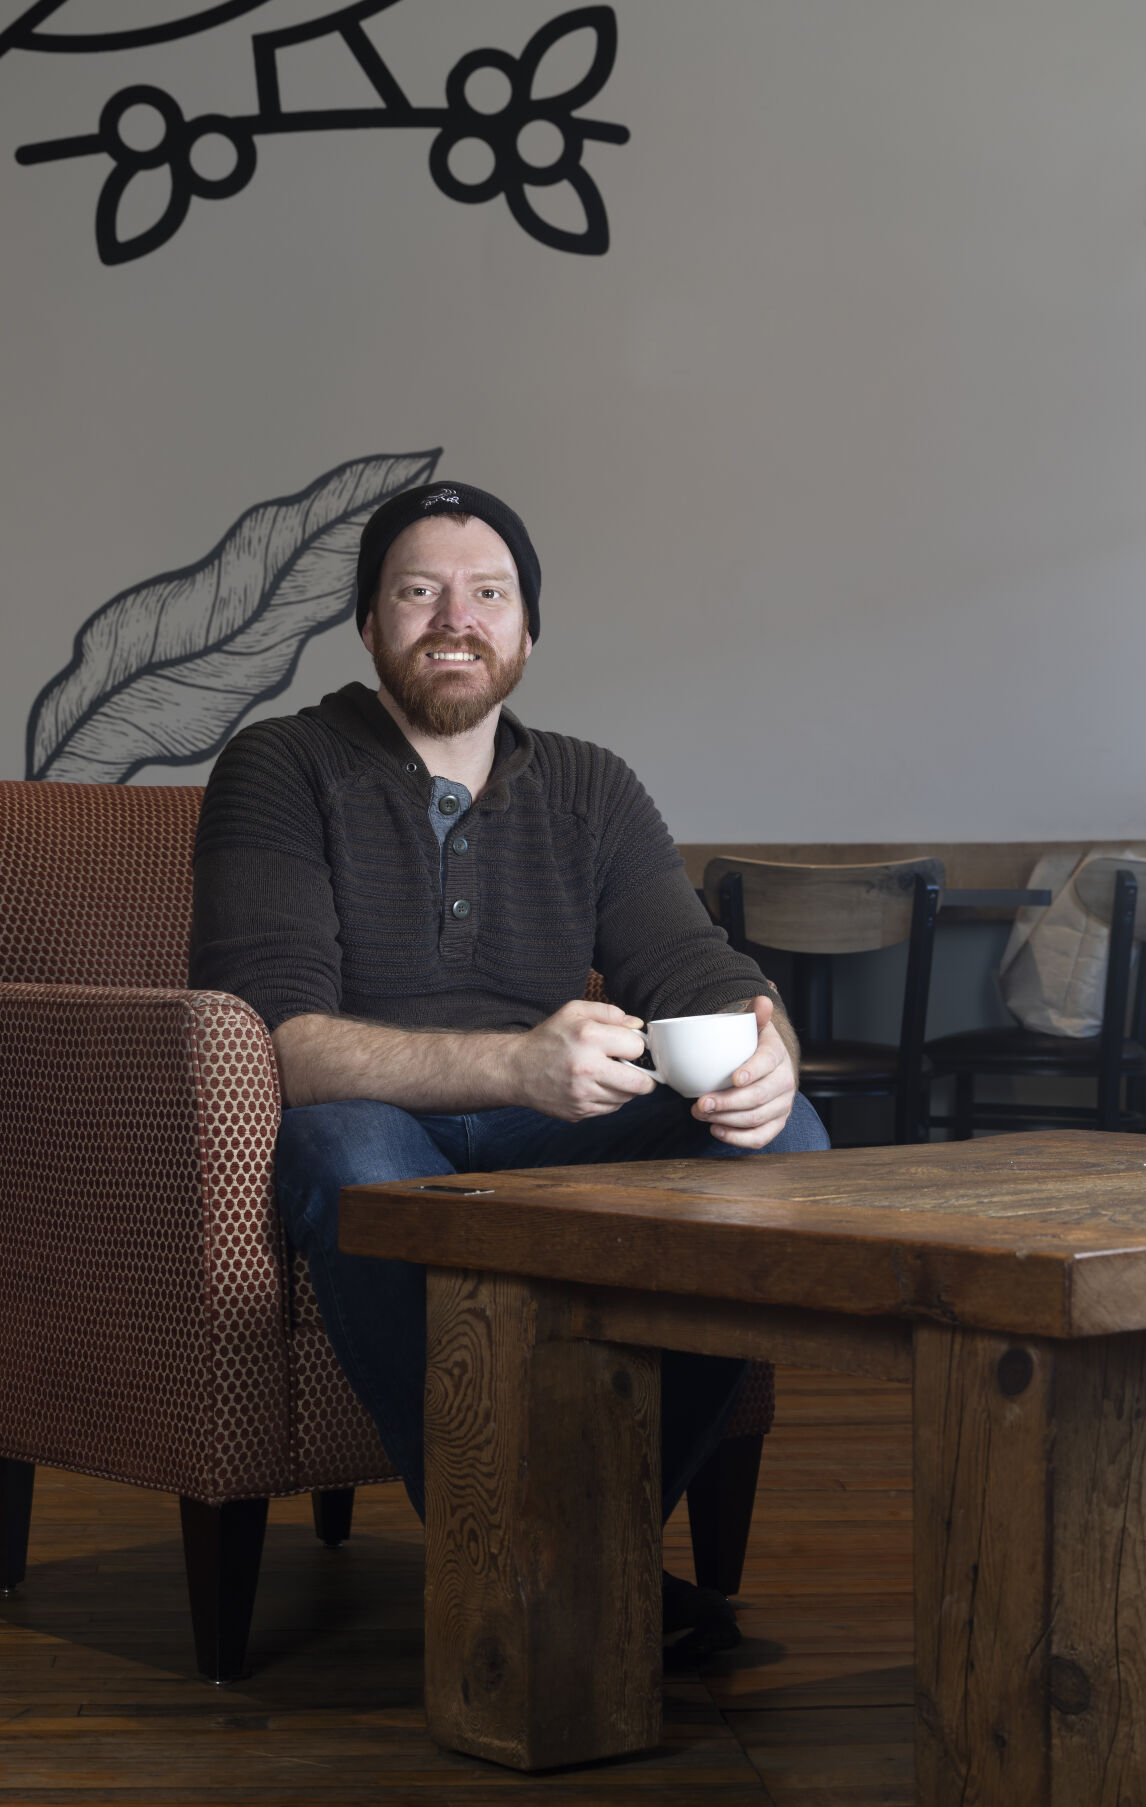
[
  {"x1": 422, "y1": 1268, "x2": 662, "y2": 1770},
  {"x1": 914, "y1": 1320, "x2": 1146, "y2": 1805}
]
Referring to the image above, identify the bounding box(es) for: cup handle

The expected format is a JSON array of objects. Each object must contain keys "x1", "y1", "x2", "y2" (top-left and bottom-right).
[
  {"x1": 617, "y1": 1059, "x2": 666, "y2": 1083},
  {"x1": 616, "y1": 1029, "x2": 665, "y2": 1084}
]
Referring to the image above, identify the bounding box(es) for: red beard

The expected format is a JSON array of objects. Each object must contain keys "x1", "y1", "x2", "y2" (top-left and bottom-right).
[{"x1": 371, "y1": 626, "x2": 529, "y2": 737}]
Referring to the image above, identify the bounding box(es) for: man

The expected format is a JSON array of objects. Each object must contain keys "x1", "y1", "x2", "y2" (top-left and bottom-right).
[{"x1": 190, "y1": 481, "x2": 829, "y2": 1657}]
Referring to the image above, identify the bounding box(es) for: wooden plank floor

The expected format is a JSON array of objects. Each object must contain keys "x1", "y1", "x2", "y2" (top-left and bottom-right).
[{"x1": 0, "y1": 1369, "x2": 913, "y2": 1804}]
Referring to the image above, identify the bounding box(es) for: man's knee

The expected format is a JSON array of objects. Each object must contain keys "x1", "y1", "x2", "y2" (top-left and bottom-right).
[{"x1": 770, "y1": 1092, "x2": 830, "y2": 1153}]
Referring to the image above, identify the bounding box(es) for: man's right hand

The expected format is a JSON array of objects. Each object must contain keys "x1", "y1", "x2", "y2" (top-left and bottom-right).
[{"x1": 508, "y1": 1000, "x2": 657, "y2": 1121}]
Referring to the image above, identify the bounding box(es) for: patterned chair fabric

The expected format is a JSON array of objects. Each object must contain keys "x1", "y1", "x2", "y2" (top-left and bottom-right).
[
  {"x1": 0, "y1": 780, "x2": 394, "y2": 1504},
  {"x1": 0, "y1": 780, "x2": 772, "y2": 1511}
]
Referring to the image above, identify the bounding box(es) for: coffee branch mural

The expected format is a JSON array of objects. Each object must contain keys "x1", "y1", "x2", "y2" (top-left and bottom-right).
[
  {"x1": 3, "y1": 1, "x2": 631, "y2": 262},
  {"x1": 25, "y1": 448, "x2": 440, "y2": 783}
]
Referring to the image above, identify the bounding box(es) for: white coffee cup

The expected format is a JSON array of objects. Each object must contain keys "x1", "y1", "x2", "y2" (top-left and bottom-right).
[{"x1": 623, "y1": 1012, "x2": 759, "y2": 1098}]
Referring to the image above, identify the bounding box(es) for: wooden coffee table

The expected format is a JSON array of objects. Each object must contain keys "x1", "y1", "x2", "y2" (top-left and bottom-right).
[{"x1": 340, "y1": 1130, "x2": 1146, "y2": 1800}]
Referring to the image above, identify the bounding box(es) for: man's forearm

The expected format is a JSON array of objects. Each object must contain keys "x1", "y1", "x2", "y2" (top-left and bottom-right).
[{"x1": 272, "y1": 1012, "x2": 522, "y2": 1112}]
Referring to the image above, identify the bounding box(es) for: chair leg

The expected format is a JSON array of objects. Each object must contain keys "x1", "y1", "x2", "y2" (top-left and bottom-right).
[
  {"x1": 896, "y1": 1077, "x2": 933, "y2": 1145},
  {"x1": 917, "y1": 1079, "x2": 933, "y2": 1144},
  {"x1": 685, "y1": 1432, "x2": 764, "y2": 1598},
  {"x1": 1097, "y1": 1063, "x2": 1125, "y2": 1131},
  {"x1": 312, "y1": 1487, "x2": 355, "y2": 1547},
  {"x1": 0, "y1": 1459, "x2": 35, "y2": 1593},
  {"x1": 954, "y1": 1073, "x2": 975, "y2": 1140},
  {"x1": 179, "y1": 1495, "x2": 269, "y2": 1684}
]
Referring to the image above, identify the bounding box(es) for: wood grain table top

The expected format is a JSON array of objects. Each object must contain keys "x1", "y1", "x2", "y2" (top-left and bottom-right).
[{"x1": 340, "y1": 1130, "x2": 1146, "y2": 1341}]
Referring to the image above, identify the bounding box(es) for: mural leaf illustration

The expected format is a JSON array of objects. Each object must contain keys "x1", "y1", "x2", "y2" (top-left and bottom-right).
[{"x1": 27, "y1": 447, "x2": 440, "y2": 782}]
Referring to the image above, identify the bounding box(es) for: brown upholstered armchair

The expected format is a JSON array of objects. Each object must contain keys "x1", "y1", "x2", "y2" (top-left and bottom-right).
[{"x1": 0, "y1": 780, "x2": 773, "y2": 1682}]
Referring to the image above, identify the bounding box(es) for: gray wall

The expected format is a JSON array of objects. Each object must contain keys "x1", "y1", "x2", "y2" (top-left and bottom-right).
[{"x1": 3, "y1": 0, "x2": 1145, "y2": 844}]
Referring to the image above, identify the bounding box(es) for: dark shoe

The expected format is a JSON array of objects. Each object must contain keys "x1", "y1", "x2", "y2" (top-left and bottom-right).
[{"x1": 662, "y1": 1569, "x2": 741, "y2": 1667}]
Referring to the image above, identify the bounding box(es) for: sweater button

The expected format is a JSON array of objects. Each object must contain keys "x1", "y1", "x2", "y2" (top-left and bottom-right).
[
  {"x1": 451, "y1": 898, "x2": 471, "y2": 919},
  {"x1": 451, "y1": 836, "x2": 468, "y2": 855},
  {"x1": 438, "y1": 794, "x2": 460, "y2": 816}
]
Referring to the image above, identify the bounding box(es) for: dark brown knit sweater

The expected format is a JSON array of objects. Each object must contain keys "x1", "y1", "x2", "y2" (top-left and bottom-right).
[{"x1": 189, "y1": 682, "x2": 767, "y2": 1034}]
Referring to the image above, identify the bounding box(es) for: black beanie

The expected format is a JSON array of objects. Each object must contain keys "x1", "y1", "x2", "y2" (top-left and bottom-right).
[{"x1": 355, "y1": 481, "x2": 541, "y2": 643}]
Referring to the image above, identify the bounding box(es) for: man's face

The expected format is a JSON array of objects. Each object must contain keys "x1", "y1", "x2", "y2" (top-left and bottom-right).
[{"x1": 362, "y1": 515, "x2": 532, "y2": 738}]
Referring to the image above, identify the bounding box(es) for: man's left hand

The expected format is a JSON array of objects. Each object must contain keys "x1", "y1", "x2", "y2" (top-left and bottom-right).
[{"x1": 691, "y1": 995, "x2": 797, "y2": 1149}]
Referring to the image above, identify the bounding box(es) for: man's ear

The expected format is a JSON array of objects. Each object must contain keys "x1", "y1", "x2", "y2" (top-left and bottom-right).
[{"x1": 361, "y1": 609, "x2": 377, "y2": 655}]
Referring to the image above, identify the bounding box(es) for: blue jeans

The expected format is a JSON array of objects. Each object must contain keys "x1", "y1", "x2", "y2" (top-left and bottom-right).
[{"x1": 276, "y1": 1088, "x2": 829, "y2": 1523}]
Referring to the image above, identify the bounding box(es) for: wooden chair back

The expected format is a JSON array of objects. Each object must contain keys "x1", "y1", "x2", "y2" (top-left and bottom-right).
[
  {"x1": 703, "y1": 856, "x2": 945, "y2": 1143},
  {"x1": 702, "y1": 856, "x2": 947, "y2": 955}
]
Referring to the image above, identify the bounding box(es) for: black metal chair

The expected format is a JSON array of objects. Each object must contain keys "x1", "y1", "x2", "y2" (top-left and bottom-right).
[
  {"x1": 704, "y1": 856, "x2": 943, "y2": 1145},
  {"x1": 926, "y1": 860, "x2": 1146, "y2": 1136}
]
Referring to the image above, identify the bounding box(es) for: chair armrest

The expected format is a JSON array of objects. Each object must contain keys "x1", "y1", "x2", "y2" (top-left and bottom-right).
[{"x1": 0, "y1": 984, "x2": 291, "y2": 1501}]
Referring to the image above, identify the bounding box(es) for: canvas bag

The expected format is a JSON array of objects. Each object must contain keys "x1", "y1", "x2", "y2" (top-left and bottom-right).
[{"x1": 998, "y1": 848, "x2": 1144, "y2": 1037}]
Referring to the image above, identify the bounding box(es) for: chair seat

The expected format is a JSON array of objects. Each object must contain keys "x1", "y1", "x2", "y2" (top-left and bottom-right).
[
  {"x1": 927, "y1": 1027, "x2": 1146, "y2": 1079},
  {"x1": 800, "y1": 1041, "x2": 935, "y2": 1089}
]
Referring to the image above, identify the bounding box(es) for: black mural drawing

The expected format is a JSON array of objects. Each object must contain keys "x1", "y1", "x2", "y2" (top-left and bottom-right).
[
  {"x1": 25, "y1": 448, "x2": 441, "y2": 784},
  {"x1": 3, "y1": 1, "x2": 630, "y2": 262}
]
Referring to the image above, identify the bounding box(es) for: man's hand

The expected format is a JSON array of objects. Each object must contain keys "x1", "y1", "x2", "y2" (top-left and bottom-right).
[
  {"x1": 690, "y1": 995, "x2": 798, "y2": 1149},
  {"x1": 511, "y1": 1000, "x2": 657, "y2": 1121}
]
